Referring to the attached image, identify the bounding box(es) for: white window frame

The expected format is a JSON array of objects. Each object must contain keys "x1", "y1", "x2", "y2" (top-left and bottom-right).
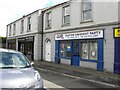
[
  {"x1": 46, "y1": 12, "x2": 51, "y2": 29},
  {"x1": 21, "y1": 20, "x2": 24, "y2": 33},
  {"x1": 13, "y1": 23, "x2": 16, "y2": 35},
  {"x1": 9, "y1": 25, "x2": 12, "y2": 36},
  {"x1": 81, "y1": 0, "x2": 92, "y2": 22},
  {"x1": 62, "y1": 5, "x2": 70, "y2": 25},
  {"x1": 27, "y1": 17, "x2": 31, "y2": 32}
]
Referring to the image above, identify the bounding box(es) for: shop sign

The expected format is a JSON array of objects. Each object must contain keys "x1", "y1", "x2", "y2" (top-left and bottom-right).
[
  {"x1": 114, "y1": 28, "x2": 120, "y2": 38},
  {"x1": 18, "y1": 36, "x2": 34, "y2": 42},
  {"x1": 55, "y1": 30, "x2": 103, "y2": 40}
]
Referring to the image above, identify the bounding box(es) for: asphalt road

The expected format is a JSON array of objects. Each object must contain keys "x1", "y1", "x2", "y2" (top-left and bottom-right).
[{"x1": 36, "y1": 67, "x2": 117, "y2": 89}]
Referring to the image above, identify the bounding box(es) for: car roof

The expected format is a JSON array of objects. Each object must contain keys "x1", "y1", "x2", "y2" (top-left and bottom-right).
[{"x1": 0, "y1": 48, "x2": 22, "y2": 54}]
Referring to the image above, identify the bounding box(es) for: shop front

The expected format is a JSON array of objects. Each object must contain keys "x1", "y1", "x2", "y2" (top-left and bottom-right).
[
  {"x1": 18, "y1": 36, "x2": 34, "y2": 60},
  {"x1": 7, "y1": 39, "x2": 16, "y2": 50},
  {"x1": 55, "y1": 30, "x2": 104, "y2": 71}
]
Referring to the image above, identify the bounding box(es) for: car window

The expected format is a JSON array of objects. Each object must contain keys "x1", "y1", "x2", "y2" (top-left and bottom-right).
[{"x1": 0, "y1": 52, "x2": 31, "y2": 68}]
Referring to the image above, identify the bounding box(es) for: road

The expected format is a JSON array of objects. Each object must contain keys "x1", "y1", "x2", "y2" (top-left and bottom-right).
[{"x1": 36, "y1": 67, "x2": 117, "y2": 89}]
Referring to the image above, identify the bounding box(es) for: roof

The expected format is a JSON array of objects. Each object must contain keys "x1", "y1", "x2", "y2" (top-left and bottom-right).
[
  {"x1": 41, "y1": 0, "x2": 70, "y2": 12},
  {"x1": 0, "y1": 48, "x2": 22, "y2": 54},
  {"x1": 7, "y1": 9, "x2": 41, "y2": 26}
]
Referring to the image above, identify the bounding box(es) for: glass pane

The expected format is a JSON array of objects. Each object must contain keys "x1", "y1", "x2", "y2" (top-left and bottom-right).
[
  {"x1": 73, "y1": 41, "x2": 79, "y2": 56},
  {"x1": 83, "y1": 11, "x2": 91, "y2": 20},
  {"x1": 64, "y1": 15, "x2": 70, "y2": 24},
  {"x1": 90, "y1": 41, "x2": 98, "y2": 60},
  {"x1": 81, "y1": 41, "x2": 88, "y2": 59},
  {"x1": 65, "y1": 43, "x2": 71, "y2": 57},
  {"x1": 64, "y1": 6, "x2": 70, "y2": 16},
  {"x1": 83, "y1": 1, "x2": 91, "y2": 11},
  {"x1": 60, "y1": 42, "x2": 65, "y2": 57},
  {"x1": 48, "y1": 20, "x2": 51, "y2": 27},
  {"x1": 59, "y1": 41, "x2": 71, "y2": 58},
  {"x1": 48, "y1": 13, "x2": 51, "y2": 20}
]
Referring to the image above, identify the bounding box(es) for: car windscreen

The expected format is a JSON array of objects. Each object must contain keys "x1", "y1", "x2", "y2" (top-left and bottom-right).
[{"x1": 0, "y1": 52, "x2": 31, "y2": 68}]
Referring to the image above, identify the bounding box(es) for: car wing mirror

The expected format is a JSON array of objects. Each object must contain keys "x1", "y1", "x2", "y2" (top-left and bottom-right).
[{"x1": 31, "y1": 62, "x2": 34, "y2": 66}]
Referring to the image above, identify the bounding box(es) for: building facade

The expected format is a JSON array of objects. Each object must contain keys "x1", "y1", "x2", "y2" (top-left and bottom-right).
[
  {"x1": 6, "y1": 0, "x2": 120, "y2": 74},
  {"x1": 0, "y1": 37, "x2": 6, "y2": 48},
  {"x1": 42, "y1": 0, "x2": 120, "y2": 73},
  {"x1": 6, "y1": 10, "x2": 43, "y2": 61}
]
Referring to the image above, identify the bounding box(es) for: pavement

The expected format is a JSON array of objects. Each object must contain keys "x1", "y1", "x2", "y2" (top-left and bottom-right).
[{"x1": 33, "y1": 61, "x2": 120, "y2": 88}]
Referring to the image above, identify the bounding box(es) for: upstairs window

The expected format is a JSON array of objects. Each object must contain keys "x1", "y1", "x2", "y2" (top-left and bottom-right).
[
  {"x1": 21, "y1": 20, "x2": 24, "y2": 33},
  {"x1": 9, "y1": 25, "x2": 12, "y2": 36},
  {"x1": 63, "y1": 5, "x2": 70, "y2": 25},
  {"x1": 82, "y1": 0, "x2": 92, "y2": 21},
  {"x1": 27, "y1": 17, "x2": 31, "y2": 32},
  {"x1": 13, "y1": 23, "x2": 16, "y2": 35},
  {"x1": 46, "y1": 12, "x2": 51, "y2": 29}
]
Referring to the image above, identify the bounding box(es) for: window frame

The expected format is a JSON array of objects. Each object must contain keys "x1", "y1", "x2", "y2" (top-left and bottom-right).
[
  {"x1": 59, "y1": 41, "x2": 71, "y2": 59},
  {"x1": 13, "y1": 23, "x2": 16, "y2": 35},
  {"x1": 9, "y1": 25, "x2": 12, "y2": 36},
  {"x1": 80, "y1": 40, "x2": 98, "y2": 61},
  {"x1": 45, "y1": 12, "x2": 51, "y2": 29},
  {"x1": 21, "y1": 20, "x2": 24, "y2": 34},
  {"x1": 81, "y1": 0, "x2": 93, "y2": 23},
  {"x1": 27, "y1": 17, "x2": 31, "y2": 32},
  {"x1": 62, "y1": 5, "x2": 70, "y2": 26}
]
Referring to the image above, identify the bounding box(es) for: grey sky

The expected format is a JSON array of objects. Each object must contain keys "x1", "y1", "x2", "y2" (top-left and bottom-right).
[{"x1": 0, "y1": 0, "x2": 67, "y2": 37}]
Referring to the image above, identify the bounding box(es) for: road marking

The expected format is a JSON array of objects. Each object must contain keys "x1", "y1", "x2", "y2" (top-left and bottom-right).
[
  {"x1": 44, "y1": 79, "x2": 65, "y2": 88},
  {"x1": 37, "y1": 67, "x2": 119, "y2": 88}
]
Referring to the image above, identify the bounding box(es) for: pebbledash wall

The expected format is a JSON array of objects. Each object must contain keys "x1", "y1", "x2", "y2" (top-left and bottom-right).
[
  {"x1": 42, "y1": 0, "x2": 120, "y2": 73},
  {"x1": 6, "y1": 10, "x2": 43, "y2": 61}
]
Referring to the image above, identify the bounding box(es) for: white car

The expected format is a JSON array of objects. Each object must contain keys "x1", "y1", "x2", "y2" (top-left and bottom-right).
[{"x1": 0, "y1": 48, "x2": 44, "y2": 89}]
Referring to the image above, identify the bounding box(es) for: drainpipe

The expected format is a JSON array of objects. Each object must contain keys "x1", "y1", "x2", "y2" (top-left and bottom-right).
[{"x1": 41, "y1": 11, "x2": 44, "y2": 61}]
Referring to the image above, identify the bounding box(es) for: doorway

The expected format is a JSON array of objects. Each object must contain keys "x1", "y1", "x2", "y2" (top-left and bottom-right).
[
  {"x1": 45, "y1": 39, "x2": 51, "y2": 62},
  {"x1": 71, "y1": 40, "x2": 80, "y2": 66}
]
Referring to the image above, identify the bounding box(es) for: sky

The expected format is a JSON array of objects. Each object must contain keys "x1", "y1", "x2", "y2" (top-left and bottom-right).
[
  {"x1": 0, "y1": 0, "x2": 119, "y2": 37},
  {"x1": 0, "y1": 0, "x2": 68, "y2": 37}
]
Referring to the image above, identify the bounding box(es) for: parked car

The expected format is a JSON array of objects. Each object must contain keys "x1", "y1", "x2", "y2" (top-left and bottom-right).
[{"x1": 0, "y1": 48, "x2": 43, "y2": 89}]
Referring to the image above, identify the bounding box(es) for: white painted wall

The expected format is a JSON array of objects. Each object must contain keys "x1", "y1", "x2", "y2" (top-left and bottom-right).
[
  {"x1": 43, "y1": 1, "x2": 118, "y2": 32},
  {"x1": 7, "y1": 10, "x2": 41, "y2": 38}
]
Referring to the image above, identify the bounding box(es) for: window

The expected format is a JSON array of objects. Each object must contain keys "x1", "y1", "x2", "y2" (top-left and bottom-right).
[
  {"x1": 27, "y1": 17, "x2": 31, "y2": 32},
  {"x1": 13, "y1": 24, "x2": 16, "y2": 35},
  {"x1": 9, "y1": 25, "x2": 12, "y2": 36},
  {"x1": 46, "y1": 12, "x2": 51, "y2": 29},
  {"x1": 82, "y1": 0, "x2": 92, "y2": 21},
  {"x1": 21, "y1": 20, "x2": 24, "y2": 33},
  {"x1": 59, "y1": 41, "x2": 71, "y2": 58},
  {"x1": 81, "y1": 40, "x2": 97, "y2": 60},
  {"x1": 63, "y1": 5, "x2": 70, "y2": 25}
]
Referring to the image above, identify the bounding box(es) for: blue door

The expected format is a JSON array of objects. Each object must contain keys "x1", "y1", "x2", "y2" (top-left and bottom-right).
[
  {"x1": 114, "y1": 38, "x2": 120, "y2": 74},
  {"x1": 71, "y1": 41, "x2": 80, "y2": 66}
]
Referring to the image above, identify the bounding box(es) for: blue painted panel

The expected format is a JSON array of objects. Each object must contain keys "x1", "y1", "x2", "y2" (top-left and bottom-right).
[
  {"x1": 97, "y1": 39, "x2": 104, "y2": 71},
  {"x1": 114, "y1": 38, "x2": 120, "y2": 74},
  {"x1": 55, "y1": 40, "x2": 60, "y2": 64},
  {"x1": 71, "y1": 56, "x2": 80, "y2": 66}
]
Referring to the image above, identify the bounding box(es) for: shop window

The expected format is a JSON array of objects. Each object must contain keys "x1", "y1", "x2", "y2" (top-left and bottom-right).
[
  {"x1": 81, "y1": 40, "x2": 98, "y2": 60},
  {"x1": 81, "y1": 41, "x2": 89, "y2": 59},
  {"x1": 59, "y1": 41, "x2": 71, "y2": 58},
  {"x1": 90, "y1": 41, "x2": 98, "y2": 60}
]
